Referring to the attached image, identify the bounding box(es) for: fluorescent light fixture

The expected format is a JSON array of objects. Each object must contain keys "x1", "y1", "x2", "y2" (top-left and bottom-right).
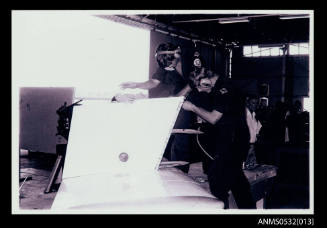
[
  {"x1": 178, "y1": 35, "x2": 192, "y2": 40},
  {"x1": 258, "y1": 44, "x2": 285, "y2": 48},
  {"x1": 155, "y1": 28, "x2": 169, "y2": 34},
  {"x1": 218, "y1": 18, "x2": 249, "y2": 24},
  {"x1": 280, "y1": 14, "x2": 310, "y2": 20}
]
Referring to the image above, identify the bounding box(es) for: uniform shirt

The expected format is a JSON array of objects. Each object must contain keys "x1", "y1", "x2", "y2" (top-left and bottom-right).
[
  {"x1": 186, "y1": 77, "x2": 236, "y2": 158},
  {"x1": 245, "y1": 108, "x2": 262, "y2": 143},
  {"x1": 149, "y1": 67, "x2": 187, "y2": 98},
  {"x1": 186, "y1": 79, "x2": 233, "y2": 129}
]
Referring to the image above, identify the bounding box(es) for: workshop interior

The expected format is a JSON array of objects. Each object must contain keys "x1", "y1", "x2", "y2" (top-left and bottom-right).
[{"x1": 13, "y1": 10, "x2": 312, "y2": 213}]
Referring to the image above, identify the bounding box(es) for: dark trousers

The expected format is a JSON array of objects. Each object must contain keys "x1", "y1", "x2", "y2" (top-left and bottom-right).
[
  {"x1": 171, "y1": 134, "x2": 200, "y2": 173},
  {"x1": 207, "y1": 149, "x2": 256, "y2": 209},
  {"x1": 171, "y1": 124, "x2": 256, "y2": 209}
]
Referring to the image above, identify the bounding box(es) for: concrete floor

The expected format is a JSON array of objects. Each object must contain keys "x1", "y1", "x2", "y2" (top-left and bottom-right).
[
  {"x1": 19, "y1": 167, "x2": 57, "y2": 209},
  {"x1": 18, "y1": 153, "x2": 308, "y2": 210},
  {"x1": 18, "y1": 156, "x2": 212, "y2": 210}
]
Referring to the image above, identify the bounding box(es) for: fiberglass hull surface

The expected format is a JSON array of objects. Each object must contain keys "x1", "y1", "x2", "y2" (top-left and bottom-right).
[{"x1": 51, "y1": 167, "x2": 224, "y2": 212}]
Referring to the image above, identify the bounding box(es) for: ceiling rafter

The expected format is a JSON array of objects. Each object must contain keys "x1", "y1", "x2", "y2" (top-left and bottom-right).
[
  {"x1": 95, "y1": 14, "x2": 224, "y2": 47},
  {"x1": 96, "y1": 13, "x2": 310, "y2": 46}
]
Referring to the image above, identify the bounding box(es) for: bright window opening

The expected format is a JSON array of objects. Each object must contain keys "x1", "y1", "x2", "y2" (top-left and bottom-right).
[
  {"x1": 303, "y1": 97, "x2": 312, "y2": 112},
  {"x1": 243, "y1": 46, "x2": 252, "y2": 56},
  {"x1": 243, "y1": 42, "x2": 309, "y2": 57},
  {"x1": 12, "y1": 12, "x2": 150, "y2": 99},
  {"x1": 289, "y1": 44, "x2": 298, "y2": 55},
  {"x1": 252, "y1": 45, "x2": 260, "y2": 57},
  {"x1": 260, "y1": 48, "x2": 271, "y2": 56},
  {"x1": 270, "y1": 47, "x2": 280, "y2": 56},
  {"x1": 299, "y1": 43, "x2": 309, "y2": 55}
]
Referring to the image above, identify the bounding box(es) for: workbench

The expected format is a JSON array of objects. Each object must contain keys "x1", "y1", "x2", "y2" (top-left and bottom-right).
[{"x1": 227, "y1": 164, "x2": 278, "y2": 209}]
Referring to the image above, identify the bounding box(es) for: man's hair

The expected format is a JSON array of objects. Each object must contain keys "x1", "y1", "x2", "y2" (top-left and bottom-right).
[
  {"x1": 190, "y1": 68, "x2": 217, "y2": 79},
  {"x1": 189, "y1": 67, "x2": 219, "y2": 88},
  {"x1": 204, "y1": 69, "x2": 216, "y2": 79},
  {"x1": 155, "y1": 43, "x2": 181, "y2": 68}
]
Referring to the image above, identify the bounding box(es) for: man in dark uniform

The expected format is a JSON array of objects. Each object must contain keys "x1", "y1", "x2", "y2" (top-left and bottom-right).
[
  {"x1": 119, "y1": 42, "x2": 189, "y2": 98},
  {"x1": 171, "y1": 68, "x2": 256, "y2": 209}
]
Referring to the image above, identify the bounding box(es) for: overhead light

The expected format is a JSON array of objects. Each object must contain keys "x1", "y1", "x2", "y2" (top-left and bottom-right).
[
  {"x1": 279, "y1": 14, "x2": 310, "y2": 20},
  {"x1": 218, "y1": 18, "x2": 249, "y2": 24},
  {"x1": 258, "y1": 44, "x2": 285, "y2": 48},
  {"x1": 178, "y1": 35, "x2": 191, "y2": 41},
  {"x1": 154, "y1": 29, "x2": 169, "y2": 35}
]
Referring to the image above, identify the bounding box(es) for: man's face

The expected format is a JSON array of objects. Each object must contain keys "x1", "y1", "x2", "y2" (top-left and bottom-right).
[
  {"x1": 171, "y1": 56, "x2": 181, "y2": 67},
  {"x1": 197, "y1": 77, "x2": 213, "y2": 93},
  {"x1": 247, "y1": 98, "x2": 259, "y2": 112},
  {"x1": 259, "y1": 98, "x2": 268, "y2": 107},
  {"x1": 156, "y1": 48, "x2": 181, "y2": 68},
  {"x1": 193, "y1": 58, "x2": 202, "y2": 68},
  {"x1": 262, "y1": 100, "x2": 268, "y2": 107},
  {"x1": 172, "y1": 48, "x2": 182, "y2": 66}
]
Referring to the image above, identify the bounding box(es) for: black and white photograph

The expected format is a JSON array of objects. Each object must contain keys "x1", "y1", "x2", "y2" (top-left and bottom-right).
[{"x1": 12, "y1": 10, "x2": 313, "y2": 215}]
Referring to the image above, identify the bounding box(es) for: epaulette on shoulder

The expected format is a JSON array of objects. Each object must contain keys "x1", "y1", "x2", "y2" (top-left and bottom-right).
[{"x1": 219, "y1": 87, "x2": 229, "y2": 95}]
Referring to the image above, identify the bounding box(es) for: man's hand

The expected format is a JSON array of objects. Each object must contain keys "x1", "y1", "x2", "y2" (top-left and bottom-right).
[
  {"x1": 183, "y1": 101, "x2": 223, "y2": 125},
  {"x1": 120, "y1": 82, "x2": 139, "y2": 89},
  {"x1": 182, "y1": 101, "x2": 195, "y2": 112},
  {"x1": 114, "y1": 93, "x2": 136, "y2": 103}
]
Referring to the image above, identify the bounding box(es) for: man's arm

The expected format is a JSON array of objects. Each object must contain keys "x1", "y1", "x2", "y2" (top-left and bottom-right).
[
  {"x1": 120, "y1": 79, "x2": 160, "y2": 90},
  {"x1": 176, "y1": 84, "x2": 192, "y2": 97},
  {"x1": 182, "y1": 101, "x2": 223, "y2": 125}
]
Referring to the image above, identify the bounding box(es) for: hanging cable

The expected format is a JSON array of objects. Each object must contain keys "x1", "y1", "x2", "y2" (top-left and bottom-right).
[
  {"x1": 196, "y1": 127, "x2": 214, "y2": 160},
  {"x1": 19, "y1": 175, "x2": 31, "y2": 192}
]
